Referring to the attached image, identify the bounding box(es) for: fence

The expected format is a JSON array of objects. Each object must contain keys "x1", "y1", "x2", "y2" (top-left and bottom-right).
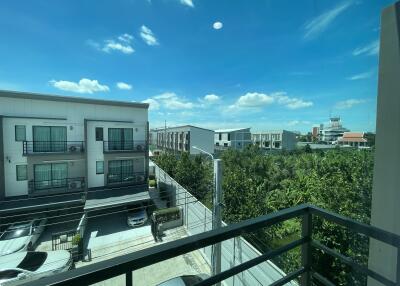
[{"x1": 153, "y1": 160, "x2": 297, "y2": 286}]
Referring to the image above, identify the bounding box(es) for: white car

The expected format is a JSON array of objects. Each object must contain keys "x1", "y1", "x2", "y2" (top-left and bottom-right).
[
  {"x1": 156, "y1": 274, "x2": 209, "y2": 286},
  {"x1": 0, "y1": 218, "x2": 47, "y2": 256},
  {"x1": 127, "y1": 208, "x2": 148, "y2": 227},
  {"x1": 0, "y1": 250, "x2": 73, "y2": 286}
]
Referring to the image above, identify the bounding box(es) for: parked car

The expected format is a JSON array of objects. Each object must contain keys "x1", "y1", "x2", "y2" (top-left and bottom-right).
[
  {"x1": 127, "y1": 208, "x2": 148, "y2": 227},
  {"x1": 0, "y1": 250, "x2": 73, "y2": 285},
  {"x1": 156, "y1": 274, "x2": 209, "y2": 286},
  {"x1": 0, "y1": 218, "x2": 47, "y2": 256}
]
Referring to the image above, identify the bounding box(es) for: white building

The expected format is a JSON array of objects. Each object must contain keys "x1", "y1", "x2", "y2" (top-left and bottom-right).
[
  {"x1": 151, "y1": 125, "x2": 214, "y2": 155},
  {"x1": 252, "y1": 130, "x2": 297, "y2": 151},
  {"x1": 319, "y1": 117, "x2": 350, "y2": 143},
  {"x1": 0, "y1": 90, "x2": 149, "y2": 214},
  {"x1": 214, "y1": 128, "x2": 252, "y2": 150}
]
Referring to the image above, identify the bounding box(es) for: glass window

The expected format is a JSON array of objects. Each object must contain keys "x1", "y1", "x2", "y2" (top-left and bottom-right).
[
  {"x1": 96, "y1": 127, "x2": 103, "y2": 141},
  {"x1": 108, "y1": 128, "x2": 133, "y2": 150},
  {"x1": 0, "y1": 270, "x2": 22, "y2": 279},
  {"x1": 16, "y1": 165, "x2": 27, "y2": 181},
  {"x1": 108, "y1": 160, "x2": 134, "y2": 183},
  {"x1": 218, "y1": 133, "x2": 222, "y2": 140},
  {"x1": 32, "y1": 126, "x2": 67, "y2": 152},
  {"x1": 96, "y1": 161, "x2": 104, "y2": 174},
  {"x1": 17, "y1": 252, "x2": 47, "y2": 271},
  {"x1": 33, "y1": 163, "x2": 67, "y2": 190},
  {"x1": 228, "y1": 133, "x2": 231, "y2": 141},
  {"x1": 15, "y1": 125, "x2": 26, "y2": 141}
]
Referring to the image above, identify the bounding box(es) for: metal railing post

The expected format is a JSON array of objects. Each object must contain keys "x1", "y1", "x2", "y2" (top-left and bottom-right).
[
  {"x1": 301, "y1": 210, "x2": 312, "y2": 285},
  {"x1": 126, "y1": 271, "x2": 132, "y2": 286},
  {"x1": 397, "y1": 247, "x2": 400, "y2": 286}
]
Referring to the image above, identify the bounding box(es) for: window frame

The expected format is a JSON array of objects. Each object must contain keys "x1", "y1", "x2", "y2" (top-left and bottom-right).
[
  {"x1": 16, "y1": 165, "x2": 27, "y2": 181},
  {"x1": 96, "y1": 161, "x2": 104, "y2": 175},
  {"x1": 15, "y1": 125, "x2": 26, "y2": 142}
]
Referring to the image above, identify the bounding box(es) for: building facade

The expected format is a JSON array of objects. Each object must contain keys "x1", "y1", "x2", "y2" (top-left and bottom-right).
[
  {"x1": 252, "y1": 130, "x2": 297, "y2": 151},
  {"x1": 214, "y1": 128, "x2": 252, "y2": 150},
  {"x1": 0, "y1": 90, "x2": 149, "y2": 214},
  {"x1": 319, "y1": 117, "x2": 350, "y2": 143},
  {"x1": 337, "y1": 132, "x2": 368, "y2": 148},
  {"x1": 151, "y1": 125, "x2": 214, "y2": 155}
]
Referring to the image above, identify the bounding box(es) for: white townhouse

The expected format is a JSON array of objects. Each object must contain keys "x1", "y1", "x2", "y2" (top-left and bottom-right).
[
  {"x1": 214, "y1": 128, "x2": 252, "y2": 150},
  {"x1": 151, "y1": 125, "x2": 214, "y2": 155},
  {"x1": 0, "y1": 90, "x2": 150, "y2": 215},
  {"x1": 252, "y1": 130, "x2": 297, "y2": 151}
]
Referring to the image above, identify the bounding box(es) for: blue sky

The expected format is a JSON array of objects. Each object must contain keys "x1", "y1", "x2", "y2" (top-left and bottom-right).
[{"x1": 0, "y1": 0, "x2": 391, "y2": 132}]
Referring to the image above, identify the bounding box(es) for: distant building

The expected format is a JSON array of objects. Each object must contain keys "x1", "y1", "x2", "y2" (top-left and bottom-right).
[
  {"x1": 337, "y1": 132, "x2": 368, "y2": 148},
  {"x1": 252, "y1": 130, "x2": 297, "y2": 151},
  {"x1": 151, "y1": 125, "x2": 214, "y2": 155},
  {"x1": 319, "y1": 117, "x2": 349, "y2": 143},
  {"x1": 214, "y1": 128, "x2": 251, "y2": 150},
  {"x1": 312, "y1": 126, "x2": 320, "y2": 140}
]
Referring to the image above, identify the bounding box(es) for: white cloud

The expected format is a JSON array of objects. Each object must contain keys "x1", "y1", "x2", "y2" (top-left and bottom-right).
[
  {"x1": 230, "y1": 92, "x2": 313, "y2": 110},
  {"x1": 352, "y1": 40, "x2": 379, "y2": 56},
  {"x1": 152, "y1": 92, "x2": 194, "y2": 110},
  {"x1": 142, "y1": 98, "x2": 160, "y2": 110},
  {"x1": 204, "y1": 94, "x2": 220, "y2": 103},
  {"x1": 180, "y1": 0, "x2": 194, "y2": 7},
  {"x1": 235, "y1": 92, "x2": 274, "y2": 108},
  {"x1": 287, "y1": 120, "x2": 311, "y2": 126},
  {"x1": 140, "y1": 25, "x2": 159, "y2": 46},
  {"x1": 335, "y1": 99, "x2": 366, "y2": 109},
  {"x1": 50, "y1": 78, "x2": 109, "y2": 94},
  {"x1": 346, "y1": 71, "x2": 374, "y2": 81},
  {"x1": 89, "y1": 34, "x2": 134, "y2": 54},
  {"x1": 116, "y1": 82, "x2": 132, "y2": 90},
  {"x1": 304, "y1": 2, "x2": 352, "y2": 39},
  {"x1": 213, "y1": 22, "x2": 223, "y2": 30}
]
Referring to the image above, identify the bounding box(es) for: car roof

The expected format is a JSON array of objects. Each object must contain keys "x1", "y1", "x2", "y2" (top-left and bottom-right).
[
  {"x1": 157, "y1": 276, "x2": 186, "y2": 286},
  {"x1": 0, "y1": 252, "x2": 27, "y2": 268}
]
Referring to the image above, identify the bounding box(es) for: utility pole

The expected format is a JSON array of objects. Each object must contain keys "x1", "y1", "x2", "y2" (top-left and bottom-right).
[
  {"x1": 211, "y1": 159, "x2": 222, "y2": 285},
  {"x1": 192, "y1": 146, "x2": 222, "y2": 283}
]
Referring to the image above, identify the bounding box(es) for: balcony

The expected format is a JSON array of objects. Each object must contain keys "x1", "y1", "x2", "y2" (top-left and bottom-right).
[
  {"x1": 28, "y1": 177, "x2": 86, "y2": 196},
  {"x1": 27, "y1": 203, "x2": 400, "y2": 286},
  {"x1": 103, "y1": 140, "x2": 146, "y2": 153},
  {"x1": 23, "y1": 141, "x2": 85, "y2": 155},
  {"x1": 106, "y1": 171, "x2": 147, "y2": 187}
]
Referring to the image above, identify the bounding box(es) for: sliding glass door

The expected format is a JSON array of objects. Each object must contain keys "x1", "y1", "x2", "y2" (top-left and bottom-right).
[
  {"x1": 108, "y1": 160, "x2": 134, "y2": 184},
  {"x1": 34, "y1": 163, "x2": 68, "y2": 190},
  {"x1": 108, "y1": 128, "x2": 133, "y2": 151},
  {"x1": 33, "y1": 126, "x2": 67, "y2": 152}
]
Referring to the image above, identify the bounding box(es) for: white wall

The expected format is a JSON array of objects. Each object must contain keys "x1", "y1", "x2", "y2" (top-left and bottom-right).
[
  {"x1": 0, "y1": 95, "x2": 148, "y2": 197},
  {"x1": 189, "y1": 127, "x2": 214, "y2": 155}
]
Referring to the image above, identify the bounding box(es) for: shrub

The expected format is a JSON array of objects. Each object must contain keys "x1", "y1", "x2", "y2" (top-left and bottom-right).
[
  {"x1": 149, "y1": 179, "x2": 157, "y2": 187},
  {"x1": 72, "y1": 234, "x2": 81, "y2": 246}
]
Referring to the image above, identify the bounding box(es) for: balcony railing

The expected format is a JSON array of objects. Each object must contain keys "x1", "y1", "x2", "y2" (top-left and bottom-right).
[
  {"x1": 103, "y1": 140, "x2": 146, "y2": 153},
  {"x1": 26, "y1": 203, "x2": 400, "y2": 286},
  {"x1": 28, "y1": 177, "x2": 86, "y2": 195},
  {"x1": 106, "y1": 171, "x2": 146, "y2": 186},
  {"x1": 23, "y1": 141, "x2": 85, "y2": 155}
]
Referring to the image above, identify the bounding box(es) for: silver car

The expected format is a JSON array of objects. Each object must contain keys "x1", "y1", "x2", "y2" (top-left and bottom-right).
[
  {"x1": 127, "y1": 209, "x2": 148, "y2": 227},
  {"x1": 156, "y1": 274, "x2": 209, "y2": 286},
  {"x1": 0, "y1": 250, "x2": 73, "y2": 286},
  {"x1": 0, "y1": 218, "x2": 47, "y2": 256}
]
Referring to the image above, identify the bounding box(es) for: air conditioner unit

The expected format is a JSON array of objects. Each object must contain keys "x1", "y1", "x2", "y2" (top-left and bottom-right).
[
  {"x1": 68, "y1": 181, "x2": 81, "y2": 189},
  {"x1": 136, "y1": 144, "x2": 144, "y2": 151},
  {"x1": 69, "y1": 145, "x2": 77, "y2": 152}
]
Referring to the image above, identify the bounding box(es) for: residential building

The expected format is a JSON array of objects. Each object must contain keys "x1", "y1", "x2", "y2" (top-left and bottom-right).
[
  {"x1": 151, "y1": 125, "x2": 214, "y2": 155},
  {"x1": 337, "y1": 132, "x2": 368, "y2": 148},
  {"x1": 252, "y1": 130, "x2": 297, "y2": 151},
  {"x1": 0, "y1": 90, "x2": 149, "y2": 215},
  {"x1": 312, "y1": 126, "x2": 319, "y2": 140},
  {"x1": 319, "y1": 117, "x2": 350, "y2": 143},
  {"x1": 214, "y1": 128, "x2": 252, "y2": 150}
]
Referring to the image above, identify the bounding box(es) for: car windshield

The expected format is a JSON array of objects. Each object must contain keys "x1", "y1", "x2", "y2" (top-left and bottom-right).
[
  {"x1": 17, "y1": 252, "x2": 47, "y2": 271},
  {"x1": 1, "y1": 226, "x2": 30, "y2": 240},
  {"x1": 181, "y1": 275, "x2": 203, "y2": 285}
]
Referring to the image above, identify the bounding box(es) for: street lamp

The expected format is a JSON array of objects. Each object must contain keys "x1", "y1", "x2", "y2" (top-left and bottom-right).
[{"x1": 192, "y1": 146, "x2": 222, "y2": 284}]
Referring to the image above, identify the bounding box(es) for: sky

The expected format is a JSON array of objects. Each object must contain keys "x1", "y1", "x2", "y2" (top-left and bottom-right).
[{"x1": 0, "y1": 0, "x2": 392, "y2": 133}]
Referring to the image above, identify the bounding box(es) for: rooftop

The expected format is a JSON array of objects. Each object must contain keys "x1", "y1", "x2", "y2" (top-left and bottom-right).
[{"x1": 215, "y1": 127, "x2": 250, "y2": 133}]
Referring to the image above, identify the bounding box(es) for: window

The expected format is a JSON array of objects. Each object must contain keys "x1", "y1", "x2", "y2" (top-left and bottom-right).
[
  {"x1": 16, "y1": 165, "x2": 27, "y2": 181},
  {"x1": 33, "y1": 126, "x2": 67, "y2": 152},
  {"x1": 228, "y1": 133, "x2": 231, "y2": 141},
  {"x1": 224, "y1": 143, "x2": 228, "y2": 147},
  {"x1": 108, "y1": 160, "x2": 134, "y2": 184},
  {"x1": 108, "y1": 128, "x2": 133, "y2": 150},
  {"x1": 33, "y1": 163, "x2": 68, "y2": 190},
  {"x1": 0, "y1": 270, "x2": 22, "y2": 280},
  {"x1": 96, "y1": 127, "x2": 103, "y2": 141},
  {"x1": 218, "y1": 133, "x2": 222, "y2": 140},
  {"x1": 15, "y1": 125, "x2": 26, "y2": 141},
  {"x1": 96, "y1": 161, "x2": 104, "y2": 174},
  {"x1": 216, "y1": 142, "x2": 220, "y2": 146}
]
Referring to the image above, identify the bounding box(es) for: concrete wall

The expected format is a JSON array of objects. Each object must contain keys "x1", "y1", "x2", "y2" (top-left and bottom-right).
[
  {"x1": 189, "y1": 127, "x2": 214, "y2": 155},
  {"x1": 368, "y1": 2, "x2": 400, "y2": 285},
  {"x1": 153, "y1": 161, "x2": 297, "y2": 286}
]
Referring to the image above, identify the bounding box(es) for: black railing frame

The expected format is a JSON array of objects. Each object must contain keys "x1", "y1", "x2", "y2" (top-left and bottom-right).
[
  {"x1": 25, "y1": 204, "x2": 400, "y2": 286},
  {"x1": 103, "y1": 140, "x2": 147, "y2": 153},
  {"x1": 23, "y1": 141, "x2": 85, "y2": 155},
  {"x1": 28, "y1": 177, "x2": 86, "y2": 195}
]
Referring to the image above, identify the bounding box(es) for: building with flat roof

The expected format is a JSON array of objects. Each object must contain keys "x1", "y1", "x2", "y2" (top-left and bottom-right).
[
  {"x1": 0, "y1": 90, "x2": 149, "y2": 215},
  {"x1": 252, "y1": 130, "x2": 297, "y2": 151},
  {"x1": 151, "y1": 125, "x2": 214, "y2": 155},
  {"x1": 319, "y1": 117, "x2": 350, "y2": 143},
  {"x1": 214, "y1": 128, "x2": 252, "y2": 151}
]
